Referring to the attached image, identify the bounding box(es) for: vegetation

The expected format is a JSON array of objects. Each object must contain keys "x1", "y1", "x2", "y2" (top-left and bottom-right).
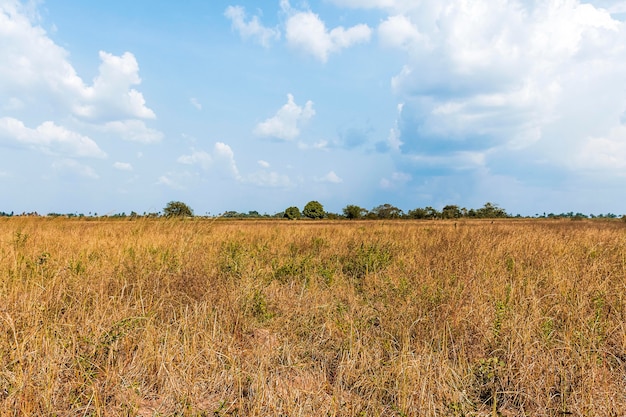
[
  {"x1": 303, "y1": 200, "x2": 325, "y2": 219},
  {"x1": 4, "y1": 201, "x2": 625, "y2": 221},
  {"x1": 283, "y1": 206, "x2": 301, "y2": 220},
  {"x1": 0, "y1": 217, "x2": 625, "y2": 415},
  {"x1": 163, "y1": 201, "x2": 193, "y2": 218},
  {"x1": 343, "y1": 204, "x2": 367, "y2": 220}
]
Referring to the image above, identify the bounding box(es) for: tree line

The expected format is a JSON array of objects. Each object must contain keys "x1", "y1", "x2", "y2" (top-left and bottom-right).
[{"x1": 2, "y1": 201, "x2": 624, "y2": 220}]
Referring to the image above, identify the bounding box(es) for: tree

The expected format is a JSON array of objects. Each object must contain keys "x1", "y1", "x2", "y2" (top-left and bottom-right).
[
  {"x1": 163, "y1": 201, "x2": 193, "y2": 217},
  {"x1": 407, "y1": 207, "x2": 428, "y2": 219},
  {"x1": 476, "y1": 202, "x2": 508, "y2": 218},
  {"x1": 442, "y1": 205, "x2": 461, "y2": 219},
  {"x1": 343, "y1": 204, "x2": 367, "y2": 220},
  {"x1": 425, "y1": 206, "x2": 440, "y2": 219},
  {"x1": 303, "y1": 201, "x2": 325, "y2": 219},
  {"x1": 371, "y1": 203, "x2": 403, "y2": 219},
  {"x1": 284, "y1": 206, "x2": 301, "y2": 220}
]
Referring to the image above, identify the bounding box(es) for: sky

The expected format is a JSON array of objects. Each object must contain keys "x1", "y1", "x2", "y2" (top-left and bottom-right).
[{"x1": 1, "y1": 0, "x2": 626, "y2": 216}]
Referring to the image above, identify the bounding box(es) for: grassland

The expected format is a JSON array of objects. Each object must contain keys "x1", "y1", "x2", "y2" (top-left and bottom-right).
[{"x1": 0, "y1": 217, "x2": 625, "y2": 416}]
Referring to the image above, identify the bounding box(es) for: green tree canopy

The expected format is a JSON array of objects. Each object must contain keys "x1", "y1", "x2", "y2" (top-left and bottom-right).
[
  {"x1": 442, "y1": 205, "x2": 462, "y2": 219},
  {"x1": 475, "y1": 202, "x2": 508, "y2": 218},
  {"x1": 407, "y1": 207, "x2": 428, "y2": 219},
  {"x1": 284, "y1": 206, "x2": 301, "y2": 220},
  {"x1": 371, "y1": 203, "x2": 403, "y2": 219},
  {"x1": 163, "y1": 201, "x2": 193, "y2": 217},
  {"x1": 303, "y1": 201, "x2": 325, "y2": 219},
  {"x1": 343, "y1": 204, "x2": 367, "y2": 220}
]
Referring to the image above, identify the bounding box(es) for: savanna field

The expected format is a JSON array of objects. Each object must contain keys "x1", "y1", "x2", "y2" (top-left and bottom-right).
[{"x1": 1, "y1": 218, "x2": 625, "y2": 416}]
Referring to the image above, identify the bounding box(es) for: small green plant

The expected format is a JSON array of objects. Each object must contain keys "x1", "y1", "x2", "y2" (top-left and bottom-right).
[
  {"x1": 12, "y1": 230, "x2": 28, "y2": 250},
  {"x1": 249, "y1": 290, "x2": 273, "y2": 322},
  {"x1": 474, "y1": 356, "x2": 505, "y2": 413}
]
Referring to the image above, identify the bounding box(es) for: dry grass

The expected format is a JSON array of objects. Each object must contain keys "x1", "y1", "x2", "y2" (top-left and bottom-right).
[{"x1": 0, "y1": 217, "x2": 625, "y2": 416}]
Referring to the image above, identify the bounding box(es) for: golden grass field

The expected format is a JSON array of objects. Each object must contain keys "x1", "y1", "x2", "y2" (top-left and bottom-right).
[{"x1": 1, "y1": 217, "x2": 625, "y2": 416}]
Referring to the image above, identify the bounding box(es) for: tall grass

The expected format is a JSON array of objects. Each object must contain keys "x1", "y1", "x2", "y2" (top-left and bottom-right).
[{"x1": 0, "y1": 217, "x2": 625, "y2": 416}]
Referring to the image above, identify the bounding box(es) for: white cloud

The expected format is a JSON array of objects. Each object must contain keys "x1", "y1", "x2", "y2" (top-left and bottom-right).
[
  {"x1": 99, "y1": 120, "x2": 163, "y2": 143},
  {"x1": 283, "y1": 2, "x2": 372, "y2": 62},
  {"x1": 245, "y1": 170, "x2": 293, "y2": 187},
  {"x1": 52, "y1": 159, "x2": 99, "y2": 179},
  {"x1": 156, "y1": 174, "x2": 184, "y2": 190},
  {"x1": 177, "y1": 150, "x2": 212, "y2": 170},
  {"x1": 254, "y1": 94, "x2": 315, "y2": 140},
  {"x1": 75, "y1": 51, "x2": 155, "y2": 122},
  {"x1": 378, "y1": 15, "x2": 424, "y2": 49},
  {"x1": 190, "y1": 97, "x2": 202, "y2": 110},
  {"x1": 0, "y1": 2, "x2": 158, "y2": 142},
  {"x1": 363, "y1": 0, "x2": 626, "y2": 184},
  {"x1": 214, "y1": 142, "x2": 241, "y2": 179},
  {"x1": 576, "y1": 126, "x2": 626, "y2": 174},
  {"x1": 113, "y1": 162, "x2": 133, "y2": 171},
  {"x1": 298, "y1": 139, "x2": 330, "y2": 151},
  {"x1": 0, "y1": 117, "x2": 106, "y2": 158},
  {"x1": 2, "y1": 97, "x2": 24, "y2": 111},
  {"x1": 177, "y1": 143, "x2": 241, "y2": 179},
  {"x1": 0, "y1": 3, "x2": 155, "y2": 122},
  {"x1": 379, "y1": 171, "x2": 411, "y2": 189},
  {"x1": 224, "y1": 5, "x2": 280, "y2": 47},
  {"x1": 258, "y1": 160, "x2": 270, "y2": 168},
  {"x1": 318, "y1": 171, "x2": 343, "y2": 183}
]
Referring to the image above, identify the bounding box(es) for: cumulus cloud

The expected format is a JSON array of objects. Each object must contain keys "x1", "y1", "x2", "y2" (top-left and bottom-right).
[
  {"x1": 379, "y1": 171, "x2": 411, "y2": 189},
  {"x1": 352, "y1": 0, "x2": 626, "y2": 191},
  {"x1": 378, "y1": 14, "x2": 424, "y2": 49},
  {"x1": 254, "y1": 94, "x2": 315, "y2": 140},
  {"x1": 257, "y1": 160, "x2": 270, "y2": 168},
  {"x1": 177, "y1": 143, "x2": 241, "y2": 179},
  {"x1": 317, "y1": 171, "x2": 343, "y2": 183},
  {"x1": 74, "y1": 51, "x2": 156, "y2": 122},
  {"x1": 52, "y1": 159, "x2": 99, "y2": 179},
  {"x1": 0, "y1": 1, "x2": 160, "y2": 151},
  {"x1": 282, "y1": 1, "x2": 372, "y2": 62},
  {"x1": 245, "y1": 170, "x2": 293, "y2": 187},
  {"x1": 0, "y1": 117, "x2": 106, "y2": 158},
  {"x1": 225, "y1": 5, "x2": 280, "y2": 47},
  {"x1": 99, "y1": 120, "x2": 163, "y2": 143},
  {"x1": 113, "y1": 162, "x2": 133, "y2": 171},
  {"x1": 0, "y1": 2, "x2": 155, "y2": 123},
  {"x1": 190, "y1": 97, "x2": 202, "y2": 110},
  {"x1": 156, "y1": 174, "x2": 184, "y2": 190},
  {"x1": 576, "y1": 126, "x2": 626, "y2": 174},
  {"x1": 177, "y1": 150, "x2": 213, "y2": 170}
]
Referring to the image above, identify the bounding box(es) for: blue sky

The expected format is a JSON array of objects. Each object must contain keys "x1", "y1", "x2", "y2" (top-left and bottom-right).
[{"x1": 1, "y1": 0, "x2": 626, "y2": 216}]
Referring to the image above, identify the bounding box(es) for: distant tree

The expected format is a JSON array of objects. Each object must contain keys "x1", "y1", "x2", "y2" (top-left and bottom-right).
[
  {"x1": 442, "y1": 205, "x2": 462, "y2": 219},
  {"x1": 284, "y1": 206, "x2": 301, "y2": 220},
  {"x1": 425, "y1": 206, "x2": 440, "y2": 219},
  {"x1": 476, "y1": 202, "x2": 508, "y2": 218},
  {"x1": 407, "y1": 208, "x2": 428, "y2": 219},
  {"x1": 371, "y1": 203, "x2": 403, "y2": 219},
  {"x1": 303, "y1": 201, "x2": 325, "y2": 219},
  {"x1": 163, "y1": 201, "x2": 193, "y2": 217},
  {"x1": 343, "y1": 204, "x2": 367, "y2": 220}
]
